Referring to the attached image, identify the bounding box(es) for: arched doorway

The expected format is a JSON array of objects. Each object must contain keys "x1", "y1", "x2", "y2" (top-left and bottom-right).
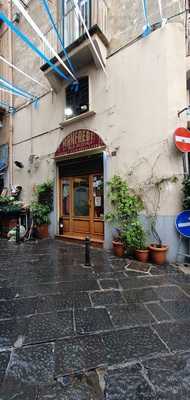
[{"x1": 55, "y1": 129, "x2": 106, "y2": 245}]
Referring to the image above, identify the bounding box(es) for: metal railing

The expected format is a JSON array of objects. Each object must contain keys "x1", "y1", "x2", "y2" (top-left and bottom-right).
[{"x1": 40, "y1": 0, "x2": 109, "y2": 64}]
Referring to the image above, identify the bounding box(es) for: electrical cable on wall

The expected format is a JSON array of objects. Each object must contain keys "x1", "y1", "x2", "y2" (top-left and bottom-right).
[
  {"x1": 0, "y1": 87, "x2": 32, "y2": 99},
  {"x1": 0, "y1": 13, "x2": 69, "y2": 81},
  {"x1": 0, "y1": 76, "x2": 40, "y2": 107},
  {"x1": 12, "y1": 0, "x2": 76, "y2": 81},
  {"x1": 0, "y1": 76, "x2": 37, "y2": 100},
  {"x1": 0, "y1": 56, "x2": 50, "y2": 91},
  {"x1": 40, "y1": 0, "x2": 77, "y2": 80},
  {"x1": 0, "y1": 88, "x2": 39, "y2": 110}
]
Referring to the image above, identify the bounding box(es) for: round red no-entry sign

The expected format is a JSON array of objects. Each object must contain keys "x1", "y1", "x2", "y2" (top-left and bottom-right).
[{"x1": 174, "y1": 127, "x2": 190, "y2": 153}]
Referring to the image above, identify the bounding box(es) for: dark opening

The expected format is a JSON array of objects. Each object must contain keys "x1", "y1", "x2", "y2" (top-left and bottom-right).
[
  {"x1": 59, "y1": 153, "x2": 103, "y2": 177},
  {"x1": 65, "y1": 76, "x2": 89, "y2": 119}
]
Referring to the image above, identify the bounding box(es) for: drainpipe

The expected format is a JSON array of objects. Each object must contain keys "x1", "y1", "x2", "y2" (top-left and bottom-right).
[{"x1": 8, "y1": 0, "x2": 13, "y2": 187}]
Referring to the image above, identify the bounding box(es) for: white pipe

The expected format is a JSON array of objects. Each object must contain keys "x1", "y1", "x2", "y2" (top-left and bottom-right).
[
  {"x1": 72, "y1": 0, "x2": 107, "y2": 76},
  {"x1": 0, "y1": 56, "x2": 50, "y2": 90},
  {"x1": 158, "y1": 0, "x2": 163, "y2": 19},
  {"x1": 158, "y1": 0, "x2": 167, "y2": 26},
  {"x1": 12, "y1": 0, "x2": 76, "y2": 81}
]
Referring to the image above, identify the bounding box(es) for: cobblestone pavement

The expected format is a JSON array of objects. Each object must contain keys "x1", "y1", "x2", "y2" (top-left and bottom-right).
[{"x1": 0, "y1": 239, "x2": 190, "y2": 399}]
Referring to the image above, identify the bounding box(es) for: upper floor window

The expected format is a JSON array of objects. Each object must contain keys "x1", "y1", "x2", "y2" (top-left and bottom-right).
[
  {"x1": 60, "y1": 0, "x2": 91, "y2": 47},
  {"x1": 65, "y1": 76, "x2": 89, "y2": 119}
]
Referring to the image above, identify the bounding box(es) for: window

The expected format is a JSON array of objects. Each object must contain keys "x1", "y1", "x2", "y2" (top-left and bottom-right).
[
  {"x1": 65, "y1": 76, "x2": 89, "y2": 119},
  {"x1": 62, "y1": 0, "x2": 91, "y2": 47}
]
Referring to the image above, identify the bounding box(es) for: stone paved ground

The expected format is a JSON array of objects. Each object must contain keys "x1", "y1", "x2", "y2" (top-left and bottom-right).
[{"x1": 0, "y1": 240, "x2": 190, "y2": 399}]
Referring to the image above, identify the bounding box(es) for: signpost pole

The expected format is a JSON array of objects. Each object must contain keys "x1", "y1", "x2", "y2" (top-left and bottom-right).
[{"x1": 183, "y1": 153, "x2": 189, "y2": 176}]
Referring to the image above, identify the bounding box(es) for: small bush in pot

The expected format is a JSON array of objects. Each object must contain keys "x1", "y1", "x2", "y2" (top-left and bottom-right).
[
  {"x1": 106, "y1": 175, "x2": 143, "y2": 257},
  {"x1": 34, "y1": 180, "x2": 53, "y2": 210},
  {"x1": 148, "y1": 218, "x2": 168, "y2": 265},
  {"x1": 30, "y1": 181, "x2": 53, "y2": 238},
  {"x1": 30, "y1": 202, "x2": 51, "y2": 226},
  {"x1": 121, "y1": 220, "x2": 149, "y2": 263}
]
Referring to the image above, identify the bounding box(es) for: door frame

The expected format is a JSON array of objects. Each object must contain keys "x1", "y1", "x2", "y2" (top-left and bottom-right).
[
  {"x1": 59, "y1": 173, "x2": 104, "y2": 239},
  {"x1": 55, "y1": 149, "x2": 112, "y2": 248}
]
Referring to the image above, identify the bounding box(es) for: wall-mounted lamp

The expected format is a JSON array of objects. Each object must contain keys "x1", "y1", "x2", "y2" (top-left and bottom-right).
[
  {"x1": 65, "y1": 108, "x2": 73, "y2": 118},
  {"x1": 14, "y1": 161, "x2": 24, "y2": 168}
]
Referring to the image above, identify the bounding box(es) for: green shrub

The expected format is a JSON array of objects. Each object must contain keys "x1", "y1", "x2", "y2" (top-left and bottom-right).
[
  {"x1": 106, "y1": 175, "x2": 143, "y2": 225},
  {"x1": 121, "y1": 220, "x2": 147, "y2": 250},
  {"x1": 30, "y1": 202, "x2": 51, "y2": 226},
  {"x1": 34, "y1": 180, "x2": 53, "y2": 210},
  {"x1": 105, "y1": 175, "x2": 146, "y2": 248},
  {"x1": 182, "y1": 176, "x2": 190, "y2": 210}
]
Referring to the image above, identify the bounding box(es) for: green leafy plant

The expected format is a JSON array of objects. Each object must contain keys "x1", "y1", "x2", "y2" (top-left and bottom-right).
[
  {"x1": 0, "y1": 195, "x2": 15, "y2": 205},
  {"x1": 30, "y1": 202, "x2": 51, "y2": 226},
  {"x1": 106, "y1": 175, "x2": 143, "y2": 225},
  {"x1": 34, "y1": 180, "x2": 53, "y2": 210},
  {"x1": 182, "y1": 176, "x2": 190, "y2": 210},
  {"x1": 106, "y1": 175, "x2": 144, "y2": 245},
  {"x1": 0, "y1": 204, "x2": 22, "y2": 214},
  {"x1": 0, "y1": 196, "x2": 22, "y2": 214},
  {"x1": 121, "y1": 220, "x2": 147, "y2": 250},
  {"x1": 30, "y1": 180, "x2": 53, "y2": 226}
]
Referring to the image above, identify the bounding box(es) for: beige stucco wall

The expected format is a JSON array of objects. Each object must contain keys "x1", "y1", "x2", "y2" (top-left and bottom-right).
[
  {"x1": 108, "y1": 0, "x2": 184, "y2": 52},
  {"x1": 12, "y1": 23, "x2": 186, "y2": 219},
  {"x1": 0, "y1": 0, "x2": 186, "y2": 260},
  {"x1": 1, "y1": 0, "x2": 184, "y2": 109}
]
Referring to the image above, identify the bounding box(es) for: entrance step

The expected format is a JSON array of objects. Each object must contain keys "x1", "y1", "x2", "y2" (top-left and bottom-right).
[{"x1": 55, "y1": 234, "x2": 104, "y2": 248}]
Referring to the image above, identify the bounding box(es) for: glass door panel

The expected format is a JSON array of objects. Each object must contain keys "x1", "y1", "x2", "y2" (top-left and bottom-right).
[
  {"x1": 93, "y1": 175, "x2": 104, "y2": 218},
  {"x1": 73, "y1": 177, "x2": 89, "y2": 217},
  {"x1": 62, "y1": 179, "x2": 70, "y2": 216}
]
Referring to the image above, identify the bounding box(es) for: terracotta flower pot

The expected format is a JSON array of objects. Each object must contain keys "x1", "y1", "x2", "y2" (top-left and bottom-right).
[
  {"x1": 149, "y1": 244, "x2": 168, "y2": 265},
  {"x1": 135, "y1": 249, "x2": 149, "y2": 263},
  {"x1": 112, "y1": 240, "x2": 125, "y2": 257},
  {"x1": 37, "y1": 224, "x2": 49, "y2": 239}
]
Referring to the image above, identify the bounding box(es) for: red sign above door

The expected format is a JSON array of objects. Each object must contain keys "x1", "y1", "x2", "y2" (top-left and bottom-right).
[
  {"x1": 55, "y1": 129, "x2": 105, "y2": 158},
  {"x1": 174, "y1": 127, "x2": 190, "y2": 153}
]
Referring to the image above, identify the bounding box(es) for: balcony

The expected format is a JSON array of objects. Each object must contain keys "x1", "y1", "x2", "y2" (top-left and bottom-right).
[{"x1": 40, "y1": 0, "x2": 109, "y2": 91}]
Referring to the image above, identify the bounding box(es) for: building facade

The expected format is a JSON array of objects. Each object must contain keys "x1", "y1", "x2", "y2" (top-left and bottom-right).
[{"x1": 0, "y1": 0, "x2": 188, "y2": 260}]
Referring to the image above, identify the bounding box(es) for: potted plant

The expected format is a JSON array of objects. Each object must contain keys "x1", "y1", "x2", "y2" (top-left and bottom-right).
[
  {"x1": 0, "y1": 195, "x2": 23, "y2": 237},
  {"x1": 112, "y1": 227, "x2": 125, "y2": 257},
  {"x1": 30, "y1": 202, "x2": 51, "y2": 238},
  {"x1": 148, "y1": 218, "x2": 168, "y2": 265},
  {"x1": 106, "y1": 175, "x2": 143, "y2": 257},
  {"x1": 30, "y1": 181, "x2": 53, "y2": 238},
  {"x1": 121, "y1": 220, "x2": 149, "y2": 263},
  {"x1": 35, "y1": 181, "x2": 53, "y2": 209}
]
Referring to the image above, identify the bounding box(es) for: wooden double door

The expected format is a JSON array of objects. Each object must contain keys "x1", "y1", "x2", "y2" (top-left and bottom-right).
[{"x1": 60, "y1": 173, "x2": 104, "y2": 241}]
